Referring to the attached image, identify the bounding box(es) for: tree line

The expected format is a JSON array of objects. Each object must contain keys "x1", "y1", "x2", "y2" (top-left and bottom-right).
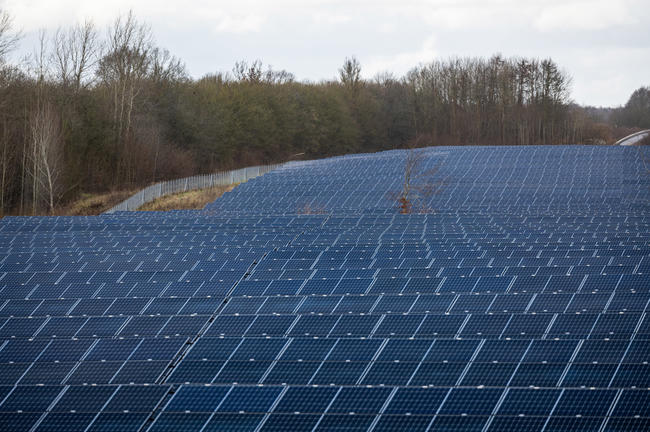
[
  {"x1": 613, "y1": 86, "x2": 650, "y2": 130},
  {"x1": 0, "y1": 10, "x2": 647, "y2": 215}
]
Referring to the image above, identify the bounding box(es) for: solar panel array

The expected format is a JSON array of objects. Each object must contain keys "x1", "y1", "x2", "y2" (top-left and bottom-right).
[{"x1": 0, "y1": 145, "x2": 648, "y2": 431}]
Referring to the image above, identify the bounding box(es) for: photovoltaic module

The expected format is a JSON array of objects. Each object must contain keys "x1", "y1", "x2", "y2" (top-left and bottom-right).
[{"x1": 0, "y1": 145, "x2": 648, "y2": 431}]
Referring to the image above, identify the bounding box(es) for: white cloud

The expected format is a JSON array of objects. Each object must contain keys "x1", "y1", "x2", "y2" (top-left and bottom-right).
[
  {"x1": 2, "y1": 0, "x2": 150, "y2": 29},
  {"x1": 192, "y1": 7, "x2": 265, "y2": 34},
  {"x1": 534, "y1": 0, "x2": 633, "y2": 31},
  {"x1": 423, "y1": 4, "x2": 508, "y2": 30},
  {"x1": 561, "y1": 45, "x2": 650, "y2": 106},
  {"x1": 363, "y1": 36, "x2": 437, "y2": 78},
  {"x1": 312, "y1": 12, "x2": 351, "y2": 25},
  {"x1": 1, "y1": 0, "x2": 266, "y2": 33}
]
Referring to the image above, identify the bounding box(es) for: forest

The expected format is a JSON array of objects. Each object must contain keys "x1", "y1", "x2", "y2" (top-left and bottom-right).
[{"x1": 0, "y1": 10, "x2": 648, "y2": 215}]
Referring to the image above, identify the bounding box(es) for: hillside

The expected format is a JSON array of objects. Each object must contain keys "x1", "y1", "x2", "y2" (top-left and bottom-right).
[{"x1": 0, "y1": 145, "x2": 647, "y2": 431}]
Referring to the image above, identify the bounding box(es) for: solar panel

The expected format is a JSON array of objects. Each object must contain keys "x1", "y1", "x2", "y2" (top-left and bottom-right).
[{"x1": 0, "y1": 145, "x2": 648, "y2": 430}]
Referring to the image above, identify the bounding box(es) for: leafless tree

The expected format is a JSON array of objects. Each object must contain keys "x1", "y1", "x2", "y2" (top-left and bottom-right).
[
  {"x1": 52, "y1": 20, "x2": 99, "y2": 91},
  {"x1": 390, "y1": 147, "x2": 445, "y2": 214},
  {"x1": 232, "y1": 59, "x2": 294, "y2": 85},
  {"x1": 24, "y1": 31, "x2": 64, "y2": 212},
  {"x1": 296, "y1": 202, "x2": 327, "y2": 214},
  {"x1": 263, "y1": 67, "x2": 294, "y2": 85},
  {"x1": 0, "y1": 9, "x2": 20, "y2": 64},
  {"x1": 29, "y1": 100, "x2": 63, "y2": 211},
  {"x1": 96, "y1": 10, "x2": 153, "y2": 182},
  {"x1": 149, "y1": 47, "x2": 186, "y2": 84},
  {"x1": 233, "y1": 59, "x2": 263, "y2": 83}
]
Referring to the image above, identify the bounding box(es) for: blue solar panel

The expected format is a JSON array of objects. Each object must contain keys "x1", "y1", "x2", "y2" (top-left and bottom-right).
[{"x1": 0, "y1": 145, "x2": 648, "y2": 430}]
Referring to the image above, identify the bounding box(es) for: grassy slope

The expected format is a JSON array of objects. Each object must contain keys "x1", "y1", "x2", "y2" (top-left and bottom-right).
[
  {"x1": 40, "y1": 184, "x2": 235, "y2": 217},
  {"x1": 51, "y1": 190, "x2": 138, "y2": 216},
  {"x1": 137, "y1": 185, "x2": 236, "y2": 211}
]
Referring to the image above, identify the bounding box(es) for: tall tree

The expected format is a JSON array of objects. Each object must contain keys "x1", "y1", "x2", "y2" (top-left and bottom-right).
[
  {"x1": 52, "y1": 20, "x2": 98, "y2": 92},
  {"x1": 339, "y1": 56, "x2": 361, "y2": 97},
  {"x1": 96, "y1": 11, "x2": 153, "y2": 184},
  {"x1": 0, "y1": 9, "x2": 20, "y2": 63},
  {"x1": 29, "y1": 100, "x2": 63, "y2": 211}
]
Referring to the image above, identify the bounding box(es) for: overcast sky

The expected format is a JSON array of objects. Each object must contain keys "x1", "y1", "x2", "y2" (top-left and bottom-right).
[{"x1": 2, "y1": 0, "x2": 649, "y2": 107}]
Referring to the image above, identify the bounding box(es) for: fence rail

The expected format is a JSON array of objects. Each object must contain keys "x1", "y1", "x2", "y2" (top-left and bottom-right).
[
  {"x1": 104, "y1": 163, "x2": 283, "y2": 213},
  {"x1": 615, "y1": 129, "x2": 650, "y2": 146}
]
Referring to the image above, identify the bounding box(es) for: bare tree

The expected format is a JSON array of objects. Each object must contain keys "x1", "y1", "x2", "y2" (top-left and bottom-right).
[
  {"x1": 52, "y1": 20, "x2": 98, "y2": 91},
  {"x1": 28, "y1": 30, "x2": 49, "y2": 214},
  {"x1": 23, "y1": 30, "x2": 64, "y2": 212},
  {"x1": 264, "y1": 68, "x2": 294, "y2": 84},
  {"x1": 29, "y1": 101, "x2": 63, "y2": 211},
  {"x1": 232, "y1": 59, "x2": 295, "y2": 85},
  {"x1": 296, "y1": 202, "x2": 327, "y2": 214},
  {"x1": 149, "y1": 47, "x2": 186, "y2": 84},
  {"x1": 0, "y1": 9, "x2": 21, "y2": 64},
  {"x1": 233, "y1": 59, "x2": 263, "y2": 83},
  {"x1": 390, "y1": 148, "x2": 444, "y2": 214},
  {"x1": 96, "y1": 10, "x2": 153, "y2": 183}
]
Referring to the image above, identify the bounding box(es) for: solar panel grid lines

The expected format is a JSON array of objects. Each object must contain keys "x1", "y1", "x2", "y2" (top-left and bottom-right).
[{"x1": 0, "y1": 145, "x2": 648, "y2": 431}]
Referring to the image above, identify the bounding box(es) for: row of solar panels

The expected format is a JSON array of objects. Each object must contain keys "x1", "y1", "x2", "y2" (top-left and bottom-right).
[
  {"x1": 1, "y1": 215, "x2": 646, "y2": 231},
  {"x1": 1, "y1": 240, "x2": 645, "y2": 252},
  {"x1": 2, "y1": 211, "x2": 647, "y2": 225},
  {"x1": 1, "y1": 385, "x2": 649, "y2": 431},
  {"x1": 3, "y1": 355, "x2": 649, "y2": 387},
  {"x1": 1, "y1": 258, "x2": 647, "y2": 278},
  {"x1": 0, "y1": 311, "x2": 647, "y2": 340},
  {"x1": 2, "y1": 292, "x2": 648, "y2": 319},
  {"x1": 2, "y1": 257, "x2": 646, "y2": 275},
  {"x1": 1, "y1": 265, "x2": 646, "y2": 290},
  {"x1": 3, "y1": 336, "x2": 648, "y2": 364}
]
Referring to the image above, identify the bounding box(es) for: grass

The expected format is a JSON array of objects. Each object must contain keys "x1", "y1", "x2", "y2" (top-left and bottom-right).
[
  {"x1": 137, "y1": 184, "x2": 236, "y2": 211},
  {"x1": 2, "y1": 183, "x2": 236, "y2": 217},
  {"x1": 51, "y1": 189, "x2": 138, "y2": 216}
]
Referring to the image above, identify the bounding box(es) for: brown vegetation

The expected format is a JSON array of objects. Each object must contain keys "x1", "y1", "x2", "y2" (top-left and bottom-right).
[
  {"x1": 137, "y1": 185, "x2": 235, "y2": 211},
  {"x1": 50, "y1": 189, "x2": 137, "y2": 216},
  {"x1": 388, "y1": 147, "x2": 445, "y2": 214},
  {"x1": 296, "y1": 203, "x2": 328, "y2": 214}
]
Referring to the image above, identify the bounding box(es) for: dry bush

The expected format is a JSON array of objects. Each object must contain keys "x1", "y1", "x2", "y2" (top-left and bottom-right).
[
  {"x1": 388, "y1": 148, "x2": 445, "y2": 214},
  {"x1": 296, "y1": 203, "x2": 328, "y2": 214},
  {"x1": 582, "y1": 122, "x2": 612, "y2": 145}
]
